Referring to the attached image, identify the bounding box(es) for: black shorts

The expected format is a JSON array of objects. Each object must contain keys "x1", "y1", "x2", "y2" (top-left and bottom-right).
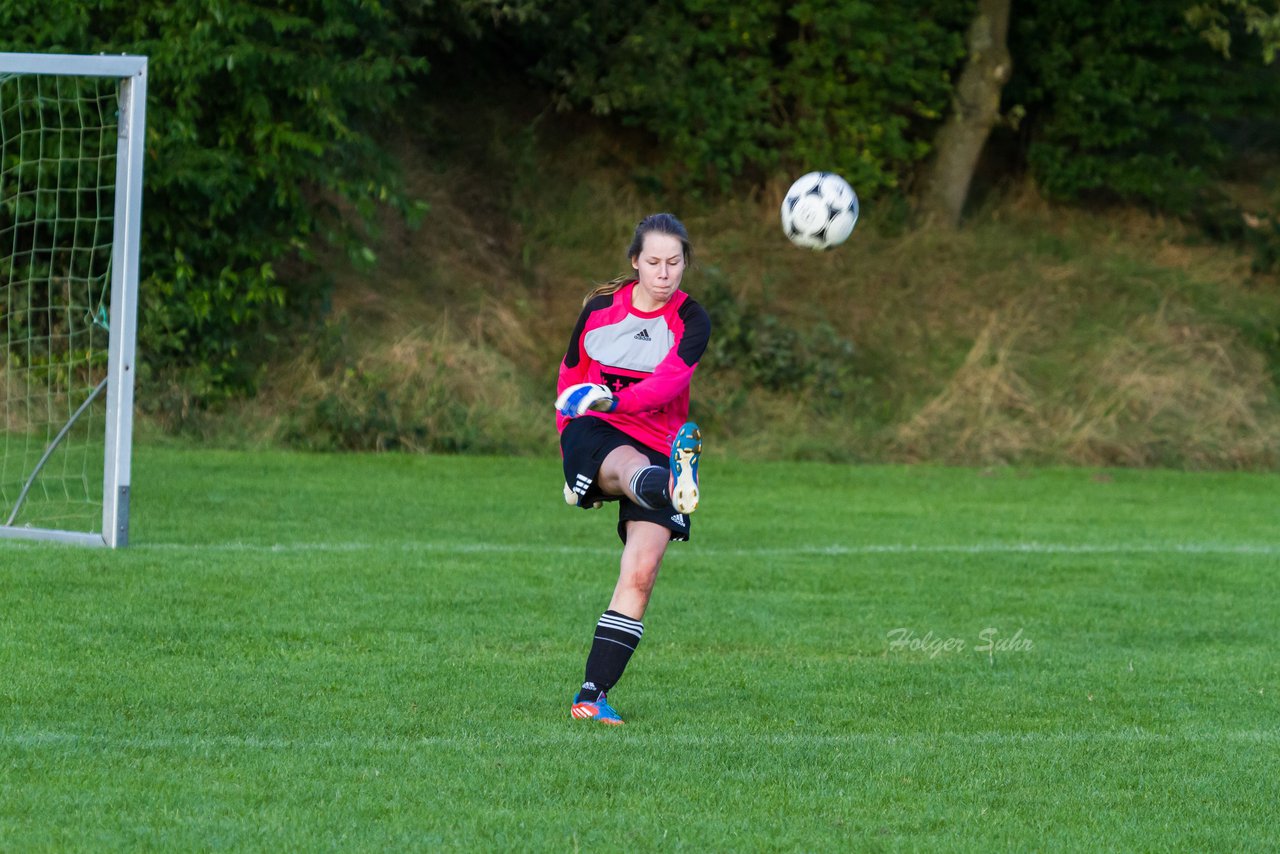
[{"x1": 560, "y1": 416, "x2": 691, "y2": 544}]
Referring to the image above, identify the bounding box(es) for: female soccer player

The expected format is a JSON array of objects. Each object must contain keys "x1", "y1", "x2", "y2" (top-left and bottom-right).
[{"x1": 555, "y1": 212, "x2": 711, "y2": 726}]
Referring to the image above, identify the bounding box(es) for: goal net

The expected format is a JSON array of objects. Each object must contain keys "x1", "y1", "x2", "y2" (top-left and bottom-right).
[{"x1": 0, "y1": 53, "x2": 146, "y2": 547}]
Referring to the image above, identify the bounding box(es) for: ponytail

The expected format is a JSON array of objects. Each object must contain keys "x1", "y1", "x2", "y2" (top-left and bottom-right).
[{"x1": 582, "y1": 275, "x2": 635, "y2": 307}]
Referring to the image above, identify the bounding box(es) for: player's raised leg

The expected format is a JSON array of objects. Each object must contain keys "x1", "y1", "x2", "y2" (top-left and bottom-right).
[{"x1": 597, "y1": 445, "x2": 670, "y2": 511}]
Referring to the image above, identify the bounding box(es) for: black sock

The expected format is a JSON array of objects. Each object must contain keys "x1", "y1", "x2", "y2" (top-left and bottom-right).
[
  {"x1": 578, "y1": 610, "x2": 645, "y2": 701},
  {"x1": 627, "y1": 465, "x2": 670, "y2": 511}
]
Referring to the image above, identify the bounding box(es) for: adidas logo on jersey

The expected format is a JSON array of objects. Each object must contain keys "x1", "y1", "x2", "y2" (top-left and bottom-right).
[{"x1": 633, "y1": 328, "x2": 651, "y2": 341}]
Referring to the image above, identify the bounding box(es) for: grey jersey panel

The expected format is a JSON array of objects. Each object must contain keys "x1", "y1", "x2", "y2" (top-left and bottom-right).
[{"x1": 583, "y1": 314, "x2": 676, "y2": 373}]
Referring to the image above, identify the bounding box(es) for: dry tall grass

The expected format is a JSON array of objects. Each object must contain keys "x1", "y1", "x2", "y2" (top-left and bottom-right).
[
  {"x1": 248, "y1": 307, "x2": 553, "y2": 455},
  {"x1": 192, "y1": 116, "x2": 1280, "y2": 469},
  {"x1": 894, "y1": 308, "x2": 1048, "y2": 464},
  {"x1": 1058, "y1": 313, "x2": 1278, "y2": 467},
  {"x1": 0, "y1": 367, "x2": 30, "y2": 434},
  {"x1": 894, "y1": 305, "x2": 1279, "y2": 468}
]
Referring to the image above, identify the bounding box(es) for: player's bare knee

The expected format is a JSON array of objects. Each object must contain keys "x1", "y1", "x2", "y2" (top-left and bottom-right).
[
  {"x1": 621, "y1": 563, "x2": 659, "y2": 597},
  {"x1": 621, "y1": 546, "x2": 662, "y2": 582},
  {"x1": 598, "y1": 447, "x2": 649, "y2": 497}
]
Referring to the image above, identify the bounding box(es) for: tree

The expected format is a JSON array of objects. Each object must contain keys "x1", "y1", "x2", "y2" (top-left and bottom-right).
[
  {"x1": 1003, "y1": 0, "x2": 1280, "y2": 213},
  {"x1": 918, "y1": 0, "x2": 1013, "y2": 227},
  {"x1": 911, "y1": 0, "x2": 1280, "y2": 227},
  {"x1": 525, "y1": 1, "x2": 969, "y2": 197}
]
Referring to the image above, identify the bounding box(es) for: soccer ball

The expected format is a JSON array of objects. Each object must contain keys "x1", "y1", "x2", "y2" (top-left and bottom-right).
[{"x1": 780, "y1": 171, "x2": 859, "y2": 250}]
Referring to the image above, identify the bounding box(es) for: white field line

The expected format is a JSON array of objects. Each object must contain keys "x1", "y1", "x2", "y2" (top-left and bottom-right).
[
  {"x1": 127, "y1": 540, "x2": 1280, "y2": 557},
  {"x1": 3, "y1": 728, "x2": 1277, "y2": 752}
]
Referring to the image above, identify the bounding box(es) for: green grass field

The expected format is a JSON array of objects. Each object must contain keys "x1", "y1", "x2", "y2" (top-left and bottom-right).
[{"x1": 2, "y1": 447, "x2": 1277, "y2": 850}]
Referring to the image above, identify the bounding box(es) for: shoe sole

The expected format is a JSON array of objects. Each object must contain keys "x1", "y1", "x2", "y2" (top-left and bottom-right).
[
  {"x1": 571, "y1": 703, "x2": 624, "y2": 725},
  {"x1": 671, "y1": 424, "x2": 702, "y2": 515}
]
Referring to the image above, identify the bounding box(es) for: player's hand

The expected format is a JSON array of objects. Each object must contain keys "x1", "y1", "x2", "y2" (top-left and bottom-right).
[{"x1": 555, "y1": 383, "x2": 616, "y2": 417}]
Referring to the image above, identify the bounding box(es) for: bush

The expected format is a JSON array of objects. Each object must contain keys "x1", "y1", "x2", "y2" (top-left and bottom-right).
[
  {"x1": 695, "y1": 267, "x2": 868, "y2": 428},
  {"x1": 1008, "y1": 0, "x2": 1280, "y2": 212},
  {"x1": 271, "y1": 319, "x2": 551, "y2": 456},
  {"x1": 1, "y1": 0, "x2": 432, "y2": 406},
  {"x1": 526, "y1": 0, "x2": 969, "y2": 196}
]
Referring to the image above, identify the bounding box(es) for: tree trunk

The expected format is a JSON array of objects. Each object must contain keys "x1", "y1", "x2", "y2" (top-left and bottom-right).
[{"x1": 919, "y1": 0, "x2": 1013, "y2": 228}]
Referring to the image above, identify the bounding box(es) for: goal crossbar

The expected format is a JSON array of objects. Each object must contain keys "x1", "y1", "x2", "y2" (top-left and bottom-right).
[{"x1": 0, "y1": 53, "x2": 147, "y2": 79}]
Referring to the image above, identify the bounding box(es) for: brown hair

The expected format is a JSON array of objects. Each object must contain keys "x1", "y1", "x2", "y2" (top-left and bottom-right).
[{"x1": 583, "y1": 213, "x2": 693, "y2": 306}]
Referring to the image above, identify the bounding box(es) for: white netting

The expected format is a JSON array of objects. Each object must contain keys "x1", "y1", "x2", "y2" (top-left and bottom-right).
[{"x1": 1, "y1": 72, "x2": 117, "y2": 534}]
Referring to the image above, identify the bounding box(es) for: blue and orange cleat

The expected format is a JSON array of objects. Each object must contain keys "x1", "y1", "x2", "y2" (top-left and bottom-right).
[
  {"x1": 670, "y1": 421, "x2": 702, "y2": 515},
  {"x1": 571, "y1": 692, "x2": 625, "y2": 725}
]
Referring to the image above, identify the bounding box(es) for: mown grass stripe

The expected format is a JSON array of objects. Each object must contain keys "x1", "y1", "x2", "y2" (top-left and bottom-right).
[
  {"x1": 5, "y1": 728, "x2": 1278, "y2": 751},
  {"x1": 122, "y1": 540, "x2": 1280, "y2": 556}
]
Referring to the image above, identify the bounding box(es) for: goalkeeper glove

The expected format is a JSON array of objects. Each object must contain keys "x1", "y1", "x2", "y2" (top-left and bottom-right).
[{"x1": 555, "y1": 383, "x2": 616, "y2": 418}]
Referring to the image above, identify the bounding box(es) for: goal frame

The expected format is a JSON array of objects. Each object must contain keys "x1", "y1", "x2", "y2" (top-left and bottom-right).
[{"x1": 0, "y1": 52, "x2": 147, "y2": 548}]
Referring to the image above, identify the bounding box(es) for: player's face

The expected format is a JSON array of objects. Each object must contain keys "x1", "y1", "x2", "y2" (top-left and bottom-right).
[{"x1": 631, "y1": 233, "x2": 686, "y2": 309}]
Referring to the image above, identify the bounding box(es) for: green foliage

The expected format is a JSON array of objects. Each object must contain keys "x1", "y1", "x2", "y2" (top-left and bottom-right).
[
  {"x1": 782, "y1": 2, "x2": 966, "y2": 193},
  {"x1": 1192, "y1": 187, "x2": 1280, "y2": 277},
  {"x1": 1187, "y1": 0, "x2": 1280, "y2": 63},
  {"x1": 527, "y1": 0, "x2": 969, "y2": 195},
  {"x1": 698, "y1": 269, "x2": 860, "y2": 404},
  {"x1": 1246, "y1": 213, "x2": 1280, "y2": 274},
  {"x1": 1, "y1": 0, "x2": 431, "y2": 404},
  {"x1": 1008, "y1": 0, "x2": 1280, "y2": 212},
  {"x1": 6, "y1": 0, "x2": 1280, "y2": 447},
  {"x1": 0, "y1": 75, "x2": 117, "y2": 381}
]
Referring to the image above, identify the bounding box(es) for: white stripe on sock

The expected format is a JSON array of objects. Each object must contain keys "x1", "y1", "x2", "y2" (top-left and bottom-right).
[
  {"x1": 627, "y1": 467, "x2": 660, "y2": 510},
  {"x1": 599, "y1": 613, "x2": 643, "y2": 629},
  {"x1": 598, "y1": 614, "x2": 644, "y2": 639},
  {"x1": 592, "y1": 635, "x2": 639, "y2": 650}
]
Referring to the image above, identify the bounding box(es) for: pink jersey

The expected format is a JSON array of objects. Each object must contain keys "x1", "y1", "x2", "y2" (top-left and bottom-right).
[{"x1": 557, "y1": 281, "x2": 711, "y2": 454}]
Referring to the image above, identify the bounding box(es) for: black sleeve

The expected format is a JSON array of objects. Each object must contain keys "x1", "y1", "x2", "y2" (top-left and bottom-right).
[
  {"x1": 677, "y1": 298, "x2": 712, "y2": 366},
  {"x1": 562, "y1": 294, "x2": 613, "y2": 368}
]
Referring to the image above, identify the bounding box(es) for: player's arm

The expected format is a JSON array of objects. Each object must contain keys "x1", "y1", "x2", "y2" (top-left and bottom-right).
[
  {"x1": 611, "y1": 301, "x2": 711, "y2": 414},
  {"x1": 556, "y1": 297, "x2": 616, "y2": 423},
  {"x1": 558, "y1": 305, "x2": 593, "y2": 395}
]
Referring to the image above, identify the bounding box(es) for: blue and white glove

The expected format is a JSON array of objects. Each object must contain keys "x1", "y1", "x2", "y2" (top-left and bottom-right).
[{"x1": 555, "y1": 382, "x2": 616, "y2": 418}]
